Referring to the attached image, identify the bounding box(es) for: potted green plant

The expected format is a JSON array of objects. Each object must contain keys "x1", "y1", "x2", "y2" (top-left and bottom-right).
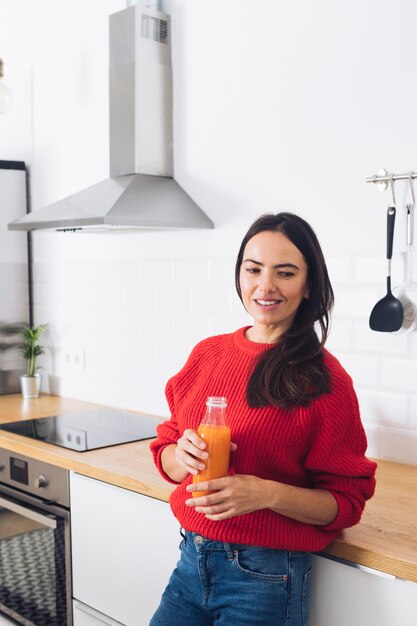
[{"x1": 19, "y1": 324, "x2": 48, "y2": 398}]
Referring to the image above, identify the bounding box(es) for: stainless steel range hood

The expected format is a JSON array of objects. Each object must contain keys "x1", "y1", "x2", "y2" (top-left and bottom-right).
[{"x1": 8, "y1": 4, "x2": 213, "y2": 232}]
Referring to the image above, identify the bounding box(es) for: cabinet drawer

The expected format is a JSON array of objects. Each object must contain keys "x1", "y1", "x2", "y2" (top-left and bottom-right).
[{"x1": 310, "y1": 555, "x2": 417, "y2": 626}]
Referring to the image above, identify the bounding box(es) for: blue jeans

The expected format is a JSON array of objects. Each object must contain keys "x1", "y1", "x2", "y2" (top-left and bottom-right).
[{"x1": 149, "y1": 531, "x2": 311, "y2": 626}]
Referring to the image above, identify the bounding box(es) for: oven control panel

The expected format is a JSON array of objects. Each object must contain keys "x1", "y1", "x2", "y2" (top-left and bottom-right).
[
  {"x1": 10, "y1": 456, "x2": 29, "y2": 484},
  {"x1": 0, "y1": 450, "x2": 69, "y2": 507}
]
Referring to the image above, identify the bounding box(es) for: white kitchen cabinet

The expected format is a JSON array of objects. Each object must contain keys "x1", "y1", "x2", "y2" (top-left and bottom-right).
[
  {"x1": 73, "y1": 600, "x2": 124, "y2": 626},
  {"x1": 310, "y1": 554, "x2": 417, "y2": 626},
  {"x1": 70, "y1": 473, "x2": 180, "y2": 626}
]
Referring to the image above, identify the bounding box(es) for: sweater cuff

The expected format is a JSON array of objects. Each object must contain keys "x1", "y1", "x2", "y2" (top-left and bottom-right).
[
  {"x1": 320, "y1": 491, "x2": 359, "y2": 532},
  {"x1": 153, "y1": 443, "x2": 182, "y2": 485}
]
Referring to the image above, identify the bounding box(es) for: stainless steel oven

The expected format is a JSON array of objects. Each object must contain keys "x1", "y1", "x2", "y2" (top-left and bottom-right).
[{"x1": 0, "y1": 450, "x2": 71, "y2": 626}]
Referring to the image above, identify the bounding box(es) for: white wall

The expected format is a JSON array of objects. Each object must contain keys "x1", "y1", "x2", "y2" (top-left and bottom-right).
[{"x1": 1, "y1": 0, "x2": 417, "y2": 463}]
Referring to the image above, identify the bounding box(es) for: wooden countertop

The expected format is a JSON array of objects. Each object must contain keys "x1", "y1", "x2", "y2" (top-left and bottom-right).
[{"x1": 0, "y1": 394, "x2": 416, "y2": 583}]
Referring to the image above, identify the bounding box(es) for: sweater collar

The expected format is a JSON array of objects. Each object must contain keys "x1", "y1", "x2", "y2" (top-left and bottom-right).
[{"x1": 233, "y1": 326, "x2": 277, "y2": 355}]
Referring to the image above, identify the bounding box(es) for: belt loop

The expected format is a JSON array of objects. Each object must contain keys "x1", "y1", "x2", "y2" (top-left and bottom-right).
[{"x1": 223, "y1": 542, "x2": 234, "y2": 559}]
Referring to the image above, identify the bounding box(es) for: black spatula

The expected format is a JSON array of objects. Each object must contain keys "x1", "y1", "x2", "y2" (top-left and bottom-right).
[{"x1": 369, "y1": 206, "x2": 404, "y2": 332}]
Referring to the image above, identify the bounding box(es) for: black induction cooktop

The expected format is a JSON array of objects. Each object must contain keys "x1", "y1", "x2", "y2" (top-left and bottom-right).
[{"x1": 0, "y1": 408, "x2": 162, "y2": 452}]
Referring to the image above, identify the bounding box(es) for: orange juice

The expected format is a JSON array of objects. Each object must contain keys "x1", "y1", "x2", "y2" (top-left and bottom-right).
[{"x1": 192, "y1": 397, "x2": 231, "y2": 498}]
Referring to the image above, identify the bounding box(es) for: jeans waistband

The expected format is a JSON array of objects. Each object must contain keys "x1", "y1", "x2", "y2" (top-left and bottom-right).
[
  {"x1": 182, "y1": 530, "x2": 290, "y2": 556},
  {"x1": 182, "y1": 530, "x2": 307, "y2": 560},
  {"x1": 184, "y1": 530, "x2": 233, "y2": 550}
]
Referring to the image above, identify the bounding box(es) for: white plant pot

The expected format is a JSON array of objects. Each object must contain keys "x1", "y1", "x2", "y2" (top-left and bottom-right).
[{"x1": 20, "y1": 374, "x2": 42, "y2": 399}]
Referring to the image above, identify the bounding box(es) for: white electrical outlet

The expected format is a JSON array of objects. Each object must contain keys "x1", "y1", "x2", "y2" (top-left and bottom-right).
[{"x1": 63, "y1": 349, "x2": 86, "y2": 370}]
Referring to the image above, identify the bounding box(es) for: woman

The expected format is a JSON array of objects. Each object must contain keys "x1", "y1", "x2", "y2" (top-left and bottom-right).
[{"x1": 149, "y1": 212, "x2": 376, "y2": 626}]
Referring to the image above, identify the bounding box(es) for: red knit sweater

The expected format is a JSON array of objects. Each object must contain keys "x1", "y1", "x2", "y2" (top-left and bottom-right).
[{"x1": 150, "y1": 327, "x2": 377, "y2": 552}]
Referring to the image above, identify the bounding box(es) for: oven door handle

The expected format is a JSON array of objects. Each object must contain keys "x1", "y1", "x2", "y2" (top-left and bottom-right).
[{"x1": 0, "y1": 495, "x2": 57, "y2": 529}]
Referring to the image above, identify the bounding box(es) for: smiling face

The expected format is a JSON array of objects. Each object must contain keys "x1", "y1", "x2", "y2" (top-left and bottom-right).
[{"x1": 239, "y1": 230, "x2": 310, "y2": 343}]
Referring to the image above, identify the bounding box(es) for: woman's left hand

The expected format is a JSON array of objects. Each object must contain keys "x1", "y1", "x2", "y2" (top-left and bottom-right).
[{"x1": 185, "y1": 475, "x2": 269, "y2": 520}]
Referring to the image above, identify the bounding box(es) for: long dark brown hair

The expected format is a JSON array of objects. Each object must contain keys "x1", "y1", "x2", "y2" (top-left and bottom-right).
[{"x1": 235, "y1": 212, "x2": 334, "y2": 408}]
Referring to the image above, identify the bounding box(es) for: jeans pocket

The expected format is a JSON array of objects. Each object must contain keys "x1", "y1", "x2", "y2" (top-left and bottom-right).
[
  {"x1": 232, "y1": 547, "x2": 289, "y2": 583},
  {"x1": 301, "y1": 568, "x2": 312, "y2": 625}
]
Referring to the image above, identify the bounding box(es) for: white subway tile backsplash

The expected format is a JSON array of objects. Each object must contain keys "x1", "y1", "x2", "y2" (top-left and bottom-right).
[
  {"x1": 126, "y1": 282, "x2": 158, "y2": 311},
  {"x1": 115, "y1": 306, "x2": 142, "y2": 335},
  {"x1": 411, "y1": 332, "x2": 417, "y2": 356},
  {"x1": 173, "y1": 258, "x2": 210, "y2": 285},
  {"x1": 381, "y1": 358, "x2": 417, "y2": 392},
  {"x1": 230, "y1": 291, "x2": 246, "y2": 314},
  {"x1": 191, "y1": 285, "x2": 233, "y2": 314},
  {"x1": 210, "y1": 257, "x2": 236, "y2": 285},
  {"x1": 7, "y1": 282, "x2": 29, "y2": 306},
  {"x1": 156, "y1": 286, "x2": 192, "y2": 312},
  {"x1": 48, "y1": 281, "x2": 74, "y2": 308},
  {"x1": 68, "y1": 281, "x2": 100, "y2": 308},
  {"x1": 357, "y1": 390, "x2": 408, "y2": 428},
  {"x1": 332, "y1": 288, "x2": 379, "y2": 319},
  {"x1": 327, "y1": 257, "x2": 353, "y2": 284},
  {"x1": 34, "y1": 262, "x2": 56, "y2": 283},
  {"x1": 123, "y1": 286, "x2": 157, "y2": 312},
  {"x1": 0, "y1": 262, "x2": 27, "y2": 283},
  {"x1": 58, "y1": 262, "x2": 78, "y2": 285},
  {"x1": 139, "y1": 311, "x2": 175, "y2": 338},
  {"x1": 55, "y1": 305, "x2": 85, "y2": 334},
  {"x1": 122, "y1": 381, "x2": 169, "y2": 417},
  {"x1": 326, "y1": 320, "x2": 353, "y2": 351},
  {"x1": 141, "y1": 258, "x2": 175, "y2": 284},
  {"x1": 380, "y1": 427, "x2": 417, "y2": 465},
  {"x1": 353, "y1": 322, "x2": 408, "y2": 354},
  {"x1": 0, "y1": 302, "x2": 28, "y2": 321},
  {"x1": 108, "y1": 260, "x2": 139, "y2": 287},
  {"x1": 154, "y1": 339, "x2": 193, "y2": 382},
  {"x1": 409, "y1": 396, "x2": 417, "y2": 430},
  {"x1": 173, "y1": 312, "x2": 212, "y2": 340},
  {"x1": 77, "y1": 260, "x2": 108, "y2": 284},
  {"x1": 105, "y1": 353, "x2": 128, "y2": 380},
  {"x1": 81, "y1": 373, "x2": 126, "y2": 409},
  {"x1": 82, "y1": 305, "x2": 112, "y2": 333},
  {"x1": 124, "y1": 335, "x2": 158, "y2": 362},
  {"x1": 32, "y1": 281, "x2": 54, "y2": 306},
  {"x1": 32, "y1": 305, "x2": 53, "y2": 331},
  {"x1": 210, "y1": 311, "x2": 252, "y2": 337},
  {"x1": 333, "y1": 354, "x2": 380, "y2": 387},
  {"x1": 354, "y1": 255, "x2": 405, "y2": 285},
  {"x1": 106, "y1": 305, "x2": 132, "y2": 334},
  {"x1": 363, "y1": 424, "x2": 380, "y2": 459},
  {"x1": 94, "y1": 280, "x2": 125, "y2": 309}
]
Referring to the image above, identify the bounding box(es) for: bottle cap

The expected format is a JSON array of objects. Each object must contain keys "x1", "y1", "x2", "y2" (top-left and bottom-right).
[{"x1": 206, "y1": 396, "x2": 227, "y2": 407}]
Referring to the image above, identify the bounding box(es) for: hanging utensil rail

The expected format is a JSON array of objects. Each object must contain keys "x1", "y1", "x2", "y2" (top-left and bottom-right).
[{"x1": 367, "y1": 170, "x2": 417, "y2": 186}]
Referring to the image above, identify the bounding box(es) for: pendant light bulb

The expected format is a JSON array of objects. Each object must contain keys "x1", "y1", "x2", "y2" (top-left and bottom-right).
[{"x1": 0, "y1": 59, "x2": 12, "y2": 114}]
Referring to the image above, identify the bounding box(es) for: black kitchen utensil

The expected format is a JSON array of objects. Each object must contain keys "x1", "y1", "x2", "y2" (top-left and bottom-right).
[
  {"x1": 392, "y1": 179, "x2": 417, "y2": 334},
  {"x1": 369, "y1": 206, "x2": 404, "y2": 332}
]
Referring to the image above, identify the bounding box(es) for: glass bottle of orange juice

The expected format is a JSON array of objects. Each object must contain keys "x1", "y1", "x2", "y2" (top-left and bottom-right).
[{"x1": 192, "y1": 396, "x2": 231, "y2": 498}]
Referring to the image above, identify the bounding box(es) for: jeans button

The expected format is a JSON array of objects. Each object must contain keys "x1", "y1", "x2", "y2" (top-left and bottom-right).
[{"x1": 194, "y1": 535, "x2": 204, "y2": 545}]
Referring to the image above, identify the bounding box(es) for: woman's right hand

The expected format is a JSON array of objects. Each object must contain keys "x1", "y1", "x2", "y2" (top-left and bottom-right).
[
  {"x1": 175, "y1": 429, "x2": 208, "y2": 475},
  {"x1": 161, "y1": 431, "x2": 236, "y2": 483}
]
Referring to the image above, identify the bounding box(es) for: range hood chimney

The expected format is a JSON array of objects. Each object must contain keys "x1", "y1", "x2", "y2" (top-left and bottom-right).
[{"x1": 8, "y1": 4, "x2": 214, "y2": 232}]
